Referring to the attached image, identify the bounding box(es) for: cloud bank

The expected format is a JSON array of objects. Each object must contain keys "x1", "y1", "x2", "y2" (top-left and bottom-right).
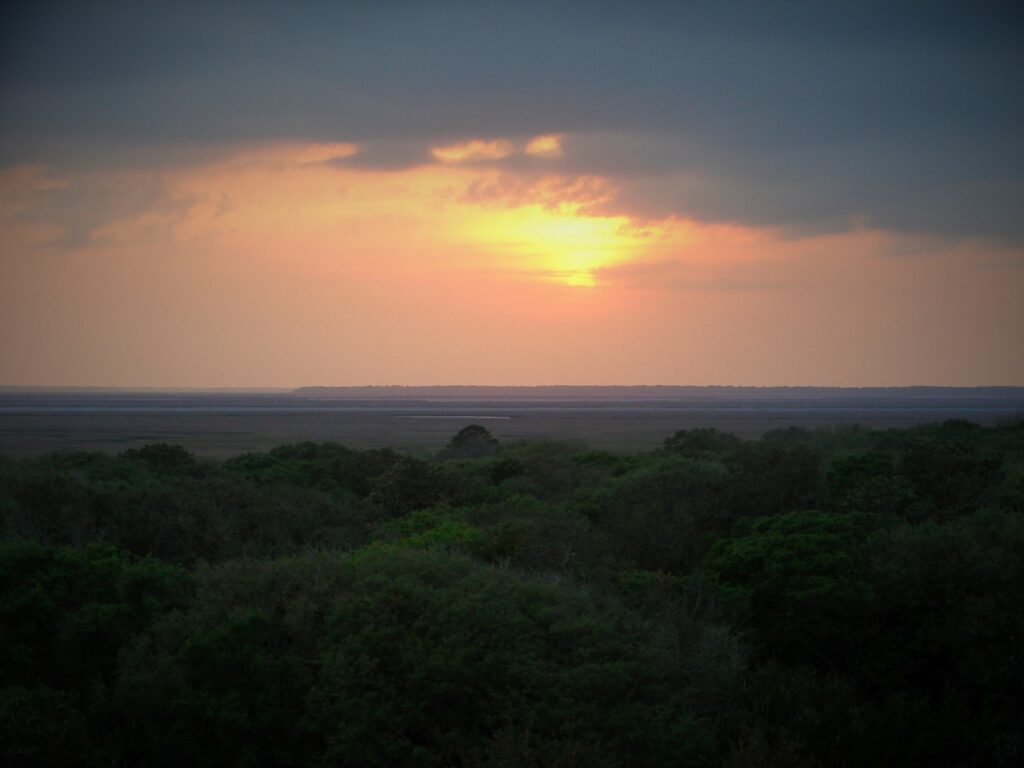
[{"x1": 2, "y1": 0, "x2": 1022, "y2": 241}]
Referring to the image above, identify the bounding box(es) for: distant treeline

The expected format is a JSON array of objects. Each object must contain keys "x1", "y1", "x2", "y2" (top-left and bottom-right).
[
  {"x1": 2, "y1": 419, "x2": 1023, "y2": 766},
  {"x1": 294, "y1": 384, "x2": 1024, "y2": 400}
]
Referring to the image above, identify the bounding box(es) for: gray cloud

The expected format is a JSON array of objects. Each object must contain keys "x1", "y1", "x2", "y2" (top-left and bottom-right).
[
  {"x1": 326, "y1": 139, "x2": 432, "y2": 172},
  {"x1": 13, "y1": 173, "x2": 198, "y2": 250},
  {"x1": 2, "y1": 0, "x2": 1022, "y2": 241}
]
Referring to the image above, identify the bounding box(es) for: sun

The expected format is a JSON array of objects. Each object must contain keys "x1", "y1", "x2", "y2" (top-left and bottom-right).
[{"x1": 457, "y1": 202, "x2": 653, "y2": 287}]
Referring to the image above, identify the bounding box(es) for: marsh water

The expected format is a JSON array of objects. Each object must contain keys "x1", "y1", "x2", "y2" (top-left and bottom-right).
[{"x1": 2, "y1": 388, "x2": 1022, "y2": 456}]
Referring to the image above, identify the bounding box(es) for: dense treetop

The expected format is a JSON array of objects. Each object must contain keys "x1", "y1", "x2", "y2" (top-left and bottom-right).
[{"x1": 2, "y1": 419, "x2": 1022, "y2": 766}]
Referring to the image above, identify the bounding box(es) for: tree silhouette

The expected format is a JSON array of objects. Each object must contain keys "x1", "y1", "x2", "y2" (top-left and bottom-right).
[{"x1": 442, "y1": 424, "x2": 499, "y2": 459}]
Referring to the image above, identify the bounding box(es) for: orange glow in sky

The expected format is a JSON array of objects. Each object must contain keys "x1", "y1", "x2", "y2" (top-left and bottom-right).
[
  {"x1": 431, "y1": 139, "x2": 516, "y2": 162},
  {"x1": 2, "y1": 139, "x2": 1022, "y2": 387},
  {"x1": 3, "y1": 3, "x2": 1023, "y2": 389},
  {"x1": 524, "y1": 135, "x2": 562, "y2": 157},
  {"x1": 149, "y1": 142, "x2": 692, "y2": 288}
]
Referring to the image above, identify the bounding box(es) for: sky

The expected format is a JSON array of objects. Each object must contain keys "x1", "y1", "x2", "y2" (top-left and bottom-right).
[{"x1": 1, "y1": 0, "x2": 1022, "y2": 387}]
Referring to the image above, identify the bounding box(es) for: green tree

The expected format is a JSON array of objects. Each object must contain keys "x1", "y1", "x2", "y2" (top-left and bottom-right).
[
  {"x1": 826, "y1": 452, "x2": 913, "y2": 515},
  {"x1": 442, "y1": 425, "x2": 500, "y2": 460},
  {"x1": 586, "y1": 455, "x2": 728, "y2": 573},
  {"x1": 118, "y1": 546, "x2": 709, "y2": 767},
  {"x1": 0, "y1": 541, "x2": 189, "y2": 766},
  {"x1": 121, "y1": 444, "x2": 200, "y2": 474},
  {"x1": 368, "y1": 456, "x2": 451, "y2": 516},
  {"x1": 708, "y1": 511, "x2": 878, "y2": 670},
  {"x1": 664, "y1": 428, "x2": 744, "y2": 460}
]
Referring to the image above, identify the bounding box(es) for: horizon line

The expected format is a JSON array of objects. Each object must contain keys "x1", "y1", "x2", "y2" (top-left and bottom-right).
[{"x1": 4, "y1": 384, "x2": 1024, "y2": 393}]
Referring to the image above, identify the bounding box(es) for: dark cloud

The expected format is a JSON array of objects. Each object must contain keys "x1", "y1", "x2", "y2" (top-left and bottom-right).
[
  {"x1": 2, "y1": 0, "x2": 1022, "y2": 241},
  {"x1": 327, "y1": 140, "x2": 432, "y2": 172}
]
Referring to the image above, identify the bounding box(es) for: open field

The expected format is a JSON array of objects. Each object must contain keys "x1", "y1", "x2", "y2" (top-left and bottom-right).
[{"x1": 2, "y1": 389, "x2": 1023, "y2": 456}]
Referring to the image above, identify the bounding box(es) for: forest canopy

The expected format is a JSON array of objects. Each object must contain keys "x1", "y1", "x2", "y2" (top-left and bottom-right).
[{"x1": 2, "y1": 419, "x2": 1023, "y2": 767}]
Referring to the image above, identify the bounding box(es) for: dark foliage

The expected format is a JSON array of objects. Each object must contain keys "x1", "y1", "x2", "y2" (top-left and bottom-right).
[
  {"x1": 1, "y1": 419, "x2": 1022, "y2": 766},
  {"x1": 441, "y1": 424, "x2": 500, "y2": 460}
]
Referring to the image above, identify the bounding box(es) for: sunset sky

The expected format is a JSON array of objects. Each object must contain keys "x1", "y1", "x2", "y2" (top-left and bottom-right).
[{"x1": 1, "y1": 1, "x2": 1022, "y2": 387}]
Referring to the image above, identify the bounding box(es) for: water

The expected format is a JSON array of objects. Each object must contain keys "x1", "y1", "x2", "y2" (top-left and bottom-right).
[{"x1": 1, "y1": 389, "x2": 1022, "y2": 456}]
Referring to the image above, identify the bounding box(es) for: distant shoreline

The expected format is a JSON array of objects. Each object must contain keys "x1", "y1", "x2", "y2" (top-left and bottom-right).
[
  {"x1": 2, "y1": 384, "x2": 1023, "y2": 400},
  {"x1": 0, "y1": 386, "x2": 293, "y2": 394},
  {"x1": 292, "y1": 385, "x2": 1024, "y2": 400}
]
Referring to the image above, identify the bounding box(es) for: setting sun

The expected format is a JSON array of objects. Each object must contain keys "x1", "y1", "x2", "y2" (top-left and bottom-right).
[{"x1": 456, "y1": 202, "x2": 661, "y2": 286}]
